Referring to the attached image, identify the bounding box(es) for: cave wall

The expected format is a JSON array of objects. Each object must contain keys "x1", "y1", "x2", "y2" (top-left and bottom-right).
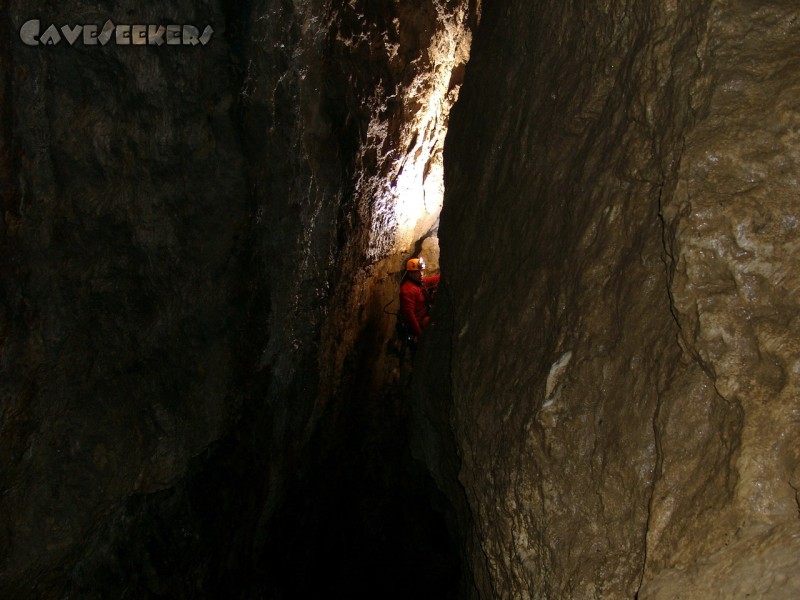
[
  {"x1": 1, "y1": 2, "x2": 252, "y2": 595},
  {"x1": 420, "y1": 0, "x2": 800, "y2": 597},
  {"x1": 0, "y1": 0, "x2": 473, "y2": 596}
]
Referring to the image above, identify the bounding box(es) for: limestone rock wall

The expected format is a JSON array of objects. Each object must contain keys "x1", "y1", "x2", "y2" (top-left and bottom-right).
[
  {"x1": 0, "y1": 0, "x2": 473, "y2": 596},
  {"x1": 1, "y1": 2, "x2": 251, "y2": 595},
  {"x1": 419, "y1": 0, "x2": 800, "y2": 597}
]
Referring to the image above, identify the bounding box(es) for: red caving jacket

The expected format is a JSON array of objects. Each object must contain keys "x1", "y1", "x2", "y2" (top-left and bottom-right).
[{"x1": 399, "y1": 274, "x2": 440, "y2": 337}]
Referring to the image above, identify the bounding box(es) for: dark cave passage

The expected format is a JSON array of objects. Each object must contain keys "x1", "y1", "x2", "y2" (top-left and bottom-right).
[
  {"x1": 257, "y1": 394, "x2": 460, "y2": 598},
  {"x1": 253, "y1": 321, "x2": 462, "y2": 599},
  {"x1": 6, "y1": 0, "x2": 800, "y2": 597},
  {"x1": 3, "y1": 1, "x2": 478, "y2": 597}
]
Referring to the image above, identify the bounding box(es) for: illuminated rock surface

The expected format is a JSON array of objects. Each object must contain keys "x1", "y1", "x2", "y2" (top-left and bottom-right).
[
  {"x1": 418, "y1": 0, "x2": 800, "y2": 597},
  {"x1": 1, "y1": 0, "x2": 472, "y2": 596},
  {"x1": 3, "y1": 0, "x2": 800, "y2": 598}
]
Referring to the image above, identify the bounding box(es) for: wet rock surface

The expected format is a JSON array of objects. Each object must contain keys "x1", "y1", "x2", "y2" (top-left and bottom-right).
[{"x1": 419, "y1": 0, "x2": 800, "y2": 597}]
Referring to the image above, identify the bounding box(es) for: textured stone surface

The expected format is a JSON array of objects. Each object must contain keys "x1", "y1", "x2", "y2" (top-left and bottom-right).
[
  {"x1": 1, "y1": 0, "x2": 473, "y2": 596},
  {"x1": 418, "y1": 0, "x2": 800, "y2": 597},
  {"x1": 646, "y1": 2, "x2": 800, "y2": 596},
  {"x1": 2, "y1": 2, "x2": 249, "y2": 594},
  {"x1": 7, "y1": 0, "x2": 799, "y2": 596}
]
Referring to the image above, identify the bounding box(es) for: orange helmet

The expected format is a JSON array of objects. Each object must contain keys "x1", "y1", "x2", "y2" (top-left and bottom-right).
[{"x1": 406, "y1": 257, "x2": 426, "y2": 271}]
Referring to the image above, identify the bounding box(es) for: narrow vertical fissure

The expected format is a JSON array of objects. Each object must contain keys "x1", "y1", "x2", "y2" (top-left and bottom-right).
[
  {"x1": 242, "y1": 1, "x2": 477, "y2": 597},
  {"x1": 10, "y1": 1, "x2": 799, "y2": 599}
]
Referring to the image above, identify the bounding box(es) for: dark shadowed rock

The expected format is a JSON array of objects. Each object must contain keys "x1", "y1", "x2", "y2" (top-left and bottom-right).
[
  {"x1": 4, "y1": 0, "x2": 799, "y2": 598},
  {"x1": 1, "y1": 0, "x2": 474, "y2": 596}
]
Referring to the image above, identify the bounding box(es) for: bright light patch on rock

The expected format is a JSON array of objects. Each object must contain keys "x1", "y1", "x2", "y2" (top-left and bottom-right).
[
  {"x1": 545, "y1": 351, "x2": 573, "y2": 400},
  {"x1": 366, "y1": 10, "x2": 472, "y2": 261}
]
